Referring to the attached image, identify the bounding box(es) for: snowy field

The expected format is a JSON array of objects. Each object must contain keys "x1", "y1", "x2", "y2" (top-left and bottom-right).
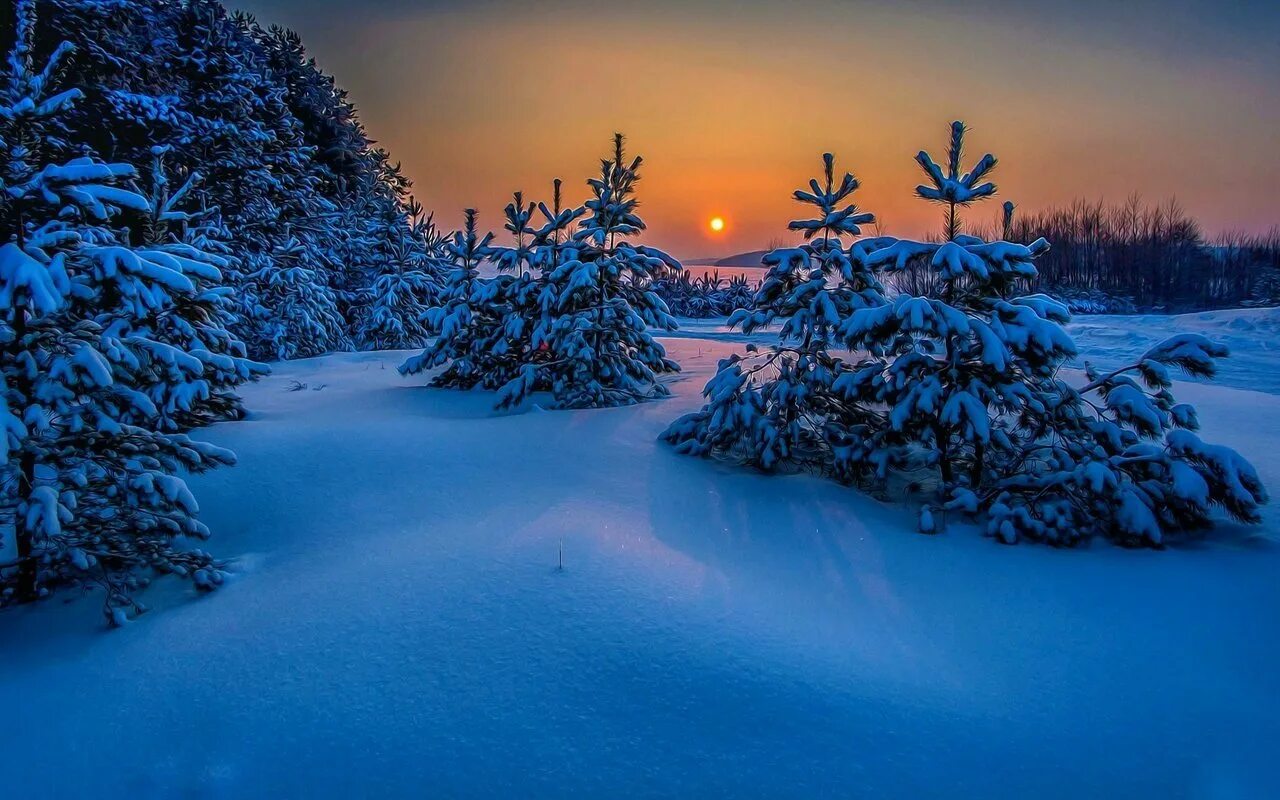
[
  {"x1": 2, "y1": 313, "x2": 1279, "y2": 798},
  {"x1": 675, "y1": 305, "x2": 1280, "y2": 395}
]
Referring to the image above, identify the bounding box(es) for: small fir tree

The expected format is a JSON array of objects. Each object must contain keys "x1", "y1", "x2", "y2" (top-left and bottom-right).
[
  {"x1": 662, "y1": 153, "x2": 894, "y2": 474},
  {"x1": 130, "y1": 146, "x2": 267, "y2": 430},
  {"x1": 402, "y1": 137, "x2": 681, "y2": 410},
  {"x1": 665, "y1": 122, "x2": 1266, "y2": 548},
  {"x1": 524, "y1": 134, "x2": 681, "y2": 408},
  {"x1": 239, "y1": 221, "x2": 349, "y2": 361},
  {"x1": 398, "y1": 208, "x2": 499, "y2": 386},
  {"x1": 354, "y1": 199, "x2": 442, "y2": 350},
  {"x1": 915, "y1": 121, "x2": 998, "y2": 241}
]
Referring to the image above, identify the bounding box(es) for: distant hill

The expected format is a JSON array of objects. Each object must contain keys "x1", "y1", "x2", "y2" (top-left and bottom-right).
[{"x1": 683, "y1": 250, "x2": 769, "y2": 268}]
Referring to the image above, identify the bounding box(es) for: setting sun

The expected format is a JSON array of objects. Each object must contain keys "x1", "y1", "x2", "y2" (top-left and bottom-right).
[{"x1": 709, "y1": 216, "x2": 725, "y2": 232}]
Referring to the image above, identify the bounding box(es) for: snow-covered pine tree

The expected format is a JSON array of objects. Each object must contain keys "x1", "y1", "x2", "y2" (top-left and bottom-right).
[
  {"x1": 0, "y1": 0, "x2": 236, "y2": 620},
  {"x1": 399, "y1": 208, "x2": 500, "y2": 386},
  {"x1": 238, "y1": 218, "x2": 349, "y2": 361},
  {"x1": 667, "y1": 122, "x2": 1266, "y2": 548},
  {"x1": 481, "y1": 190, "x2": 553, "y2": 394},
  {"x1": 242, "y1": 15, "x2": 434, "y2": 355},
  {"x1": 140, "y1": 0, "x2": 351, "y2": 361},
  {"x1": 354, "y1": 199, "x2": 442, "y2": 350},
  {"x1": 662, "y1": 153, "x2": 894, "y2": 474},
  {"x1": 915, "y1": 120, "x2": 998, "y2": 242},
  {"x1": 23, "y1": 1, "x2": 438, "y2": 362},
  {"x1": 842, "y1": 122, "x2": 1266, "y2": 545},
  {"x1": 487, "y1": 180, "x2": 588, "y2": 409},
  {"x1": 522, "y1": 134, "x2": 680, "y2": 408},
  {"x1": 529, "y1": 178, "x2": 586, "y2": 276},
  {"x1": 399, "y1": 188, "x2": 571, "y2": 399},
  {"x1": 129, "y1": 146, "x2": 267, "y2": 430},
  {"x1": 400, "y1": 145, "x2": 680, "y2": 412}
]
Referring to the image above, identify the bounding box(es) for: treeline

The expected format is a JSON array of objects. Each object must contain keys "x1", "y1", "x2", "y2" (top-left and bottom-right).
[
  {"x1": 671, "y1": 199, "x2": 1280, "y2": 317},
  {"x1": 3, "y1": 0, "x2": 439, "y2": 361},
  {"x1": 652, "y1": 272, "x2": 756, "y2": 318},
  {"x1": 999, "y1": 198, "x2": 1280, "y2": 311}
]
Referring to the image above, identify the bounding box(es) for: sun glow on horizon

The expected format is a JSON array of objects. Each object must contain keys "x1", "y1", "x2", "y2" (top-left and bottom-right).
[{"x1": 709, "y1": 216, "x2": 726, "y2": 233}]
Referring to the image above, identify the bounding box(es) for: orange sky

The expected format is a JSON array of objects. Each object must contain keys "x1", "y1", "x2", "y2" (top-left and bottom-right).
[{"x1": 241, "y1": 0, "x2": 1280, "y2": 257}]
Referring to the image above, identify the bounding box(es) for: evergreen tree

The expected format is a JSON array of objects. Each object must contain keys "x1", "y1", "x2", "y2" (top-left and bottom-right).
[
  {"x1": 663, "y1": 153, "x2": 893, "y2": 474},
  {"x1": 355, "y1": 199, "x2": 442, "y2": 350},
  {"x1": 0, "y1": 1, "x2": 236, "y2": 620},
  {"x1": 843, "y1": 123, "x2": 1259, "y2": 545},
  {"x1": 15, "y1": 0, "x2": 434, "y2": 362},
  {"x1": 239, "y1": 221, "x2": 349, "y2": 361},
  {"x1": 399, "y1": 208, "x2": 499, "y2": 385},
  {"x1": 915, "y1": 120, "x2": 998, "y2": 242},
  {"x1": 130, "y1": 145, "x2": 267, "y2": 429},
  {"x1": 251, "y1": 23, "x2": 370, "y2": 193},
  {"x1": 521, "y1": 134, "x2": 681, "y2": 408},
  {"x1": 666, "y1": 123, "x2": 1267, "y2": 547},
  {"x1": 402, "y1": 137, "x2": 681, "y2": 411},
  {"x1": 485, "y1": 180, "x2": 588, "y2": 408}
]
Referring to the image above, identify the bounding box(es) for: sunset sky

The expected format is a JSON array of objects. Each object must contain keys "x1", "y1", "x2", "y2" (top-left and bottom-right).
[{"x1": 238, "y1": 0, "x2": 1280, "y2": 258}]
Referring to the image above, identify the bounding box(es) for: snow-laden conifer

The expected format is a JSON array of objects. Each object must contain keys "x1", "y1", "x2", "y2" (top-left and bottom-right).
[
  {"x1": 849, "y1": 123, "x2": 1266, "y2": 545},
  {"x1": 523, "y1": 134, "x2": 681, "y2": 408},
  {"x1": 354, "y1": 199, "x2": 443, "y2": 350},
  {"x1": 663, "y1": 153, "x2": 893, "y2": 473},
  {"x1": 403, "y1": 137, "x2": 680, "y2": 410},
  {"x1": 915, "y1": 121, "x2": 998, "y2": 241},
  {"x1": 129, "y1": 146, "x2": 267, "y2": 429},
  {"x1": 666, "y1": 122, "x2": 1266, "y2": 547},
  {"x1": 399, "y1": 208, "x2": 499, "y2": 386},
  {"x1": 239, "y1": 221, "x2": 349, "y2": 361},
  {"x1": 0, "y1": 1, "x2": 240, "y2": 620}
]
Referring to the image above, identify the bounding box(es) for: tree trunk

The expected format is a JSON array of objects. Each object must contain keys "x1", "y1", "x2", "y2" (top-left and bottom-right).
[
  {"x1": 15, "y1": 450, "x2": 37, "y2": 601},
  {"x1": 11, "y1": 300, "x2": 37, "y2": 601},
  {"x1": 970, "y1": 441, "x2": 985, "y2": 490},
  {"x1": 935, "y1": 423, "x2": 953, "y2": 486}
]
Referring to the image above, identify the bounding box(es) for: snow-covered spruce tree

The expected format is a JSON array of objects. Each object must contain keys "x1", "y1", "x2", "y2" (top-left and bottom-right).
[
  {"x1": 25, "y1": 1, "x2": 437, "y2": 362},
  {"x1": 159, "y1": 0, "x2": 352, "y2": 361},
  {"x1": 916, "y1": 120, "x2": 998, "y2": 242},
  {"x1": 662, "y1": 153, "x2": 897, "y2": 474},
  {"x1": 482, "y1": 190, "x2": 559, "y2": 397},
  {"x1": 515, "y1": 134, "x2": 681, "y2": 409},
  {"x1": 354, "y1": 199, "x2": 442, "y2": 350},
  {"x1": 843, "y1": 122, "x2": 1265, "y2": 545},
  {"x1": 666, "y1": 123, "x2": 1265, "y2": 547},
  {"x1": 238, "y1": 219, "x2": 349, "y2": 361},
  {"x1": 398, "y1": 208, "x2": 500, "y2": 386},
  {"x1": 399, "y1": 191, "x2": 561, "y2": 394},
  {"x1": 401, "y1": 140, "x2": 679, "y2": 412},
  {"x1": 477, "y1": 183, "x2": 600, "y2": 408},
  {"x1": 528, "y1": 178, "x2": 587, "y2": 278},
  {"x1": 0, "y1": 1, "x2": 235, "y2": 620},
  {"x1": 129, "y1": 146, "x2": 267, "y2": 430},
  {"x1": 398, "y1": 188, "x2": 570, "y2": 398}
]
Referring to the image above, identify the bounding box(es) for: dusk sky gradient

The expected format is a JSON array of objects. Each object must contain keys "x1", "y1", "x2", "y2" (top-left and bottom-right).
[{"x1": 237, "y1": 0, "x2": 1280, "y2": 257}]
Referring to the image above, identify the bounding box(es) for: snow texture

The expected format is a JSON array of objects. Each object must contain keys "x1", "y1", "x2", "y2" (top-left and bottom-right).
[{"x1": 1, "y1": 325, "x2": 1277, "y2": 797}]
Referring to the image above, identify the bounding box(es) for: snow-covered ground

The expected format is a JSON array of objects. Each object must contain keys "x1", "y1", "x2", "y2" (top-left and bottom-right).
[
  {"x1": 674, "y1": 305, "x2": 1280, "y2": 395},
  {"x1": 2, "y1": 313, "x2": 1279, "y2": 798}
]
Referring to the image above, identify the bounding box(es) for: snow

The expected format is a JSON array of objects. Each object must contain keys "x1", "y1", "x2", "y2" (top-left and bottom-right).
[
  {"x1": 673, "y1": 306, "x2": 1280, "y2": 395},
  {"x1": 1070, "y1": 307, "x2": 1280, "y2": 394},
  {"x1": 1, "y1": 317, "x2": 1279, "y2": 797}
]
